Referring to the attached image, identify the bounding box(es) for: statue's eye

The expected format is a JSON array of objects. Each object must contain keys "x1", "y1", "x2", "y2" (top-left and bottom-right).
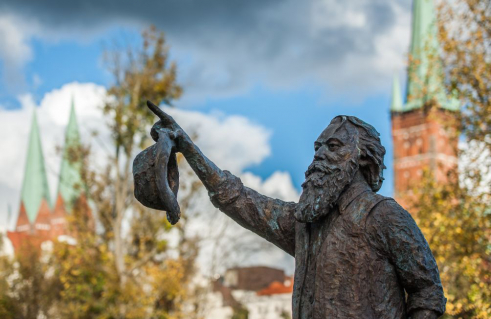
[
  {"x1": 328, "y1": 143, "x2": 339, "y2": 151},
  {"x1": 314, "y1": 143, "x2": 321, "y2": 151}
]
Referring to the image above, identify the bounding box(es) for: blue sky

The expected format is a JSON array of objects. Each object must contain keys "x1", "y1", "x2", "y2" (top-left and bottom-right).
[
  {"x1": 0, "y1": 0, "x2": 414, "y2": 214},
  {"x1": 193, "y1": 86, "x2": 395, "y2": 193},
  {"x1": 2, "y1": 35, "x2": 396, "y2": 194}
]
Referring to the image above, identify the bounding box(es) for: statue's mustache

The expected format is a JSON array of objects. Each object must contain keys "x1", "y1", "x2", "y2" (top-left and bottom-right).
[
  {"x1": 303, "y1": 161, "x2": 341, "y2": 188},
  {"x1": 305, "y1": 161, "x2": 340, "y2": 177}
]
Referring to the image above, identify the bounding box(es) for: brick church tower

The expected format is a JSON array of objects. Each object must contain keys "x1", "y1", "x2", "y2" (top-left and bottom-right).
[
  {"x1": 8, "y1": 99, "x2": 90, "y2": 252},
  {"x1": 391, "y1": 0, "x2": 459, "y2": 205}
]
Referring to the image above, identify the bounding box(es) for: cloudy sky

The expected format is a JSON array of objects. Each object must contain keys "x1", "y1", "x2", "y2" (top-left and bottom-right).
[{"x1": 0, "y1": 0, "x2": 415, "y2": 270}]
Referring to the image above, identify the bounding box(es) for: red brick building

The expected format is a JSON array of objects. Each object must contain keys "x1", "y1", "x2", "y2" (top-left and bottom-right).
[
  {"x1": 391, "y1": 0, "x2": 459, "y2": 206},
  {"x1": 222, "y1": 266, "x2": 288, "y2": 292},
  {"x1": 211, "y1": 266, "x2": 294, "y2": 319}
]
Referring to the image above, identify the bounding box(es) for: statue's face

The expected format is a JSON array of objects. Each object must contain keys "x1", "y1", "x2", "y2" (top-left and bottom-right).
[
  {"x1": 313, "y1": 120, "x2": 359, "y2": 173},
  {"x1": 295, "y1": 120, "x2": 360, "y2": 223}
]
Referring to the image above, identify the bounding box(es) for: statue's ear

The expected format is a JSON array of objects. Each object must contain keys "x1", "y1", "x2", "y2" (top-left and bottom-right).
[{"x1": 358, "y1": 145, "x2": 382, "y2": 191}]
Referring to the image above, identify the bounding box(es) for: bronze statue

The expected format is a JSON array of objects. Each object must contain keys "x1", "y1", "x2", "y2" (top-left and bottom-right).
[{"x1": 134, "y1": 101, "x2": 446, "y2": 319}]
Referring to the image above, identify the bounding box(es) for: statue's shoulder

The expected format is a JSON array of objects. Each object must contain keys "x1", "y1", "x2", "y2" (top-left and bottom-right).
[
  {"x1": 365, "y1": 193, "x2": 417, "y2": 227},
  {"x1": 346, "y1": 191, "x2": 392, "y2": 225},
  {"x1": 358, "y1": 191, "x2": 394, "y2": 215}
]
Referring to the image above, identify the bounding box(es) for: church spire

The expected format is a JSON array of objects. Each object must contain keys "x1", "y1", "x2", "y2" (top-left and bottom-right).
[
  {"x1": 21, "y1": 109, "x2": 51, "y2": 223},
  {"x1": 57, "y1": 96, "x2": 83, "y2": 212},
  {"x1": 405, "y1": 0, "x2": 458, "y2": 111},
  {"x1": 391, "y1": 74, "x2": 403, "y2": 112}
]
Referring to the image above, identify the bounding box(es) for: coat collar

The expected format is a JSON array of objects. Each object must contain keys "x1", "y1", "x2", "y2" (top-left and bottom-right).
[{"x1": 337, "y1": 180, "x2": 372, "y2": 214}]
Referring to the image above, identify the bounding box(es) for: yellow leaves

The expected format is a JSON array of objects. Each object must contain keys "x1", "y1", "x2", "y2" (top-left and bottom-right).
[
  {"x1": 410, "y1": 169, "x2": 491, "y2": 317},
  {"x1": 70, "y1": 268, "x2": 81, "y2": 277},
  {"x1": 52, "y1": 226, "x2": 194, "y2": 318}
]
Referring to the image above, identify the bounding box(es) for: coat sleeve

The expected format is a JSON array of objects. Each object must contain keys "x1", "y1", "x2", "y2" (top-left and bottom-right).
[
  {"x1": 207, "y1": 170, "x2": 297, "y2": 256},
  {"x1": 368, "y1": 200, "x2": 447, "y2": 316}
]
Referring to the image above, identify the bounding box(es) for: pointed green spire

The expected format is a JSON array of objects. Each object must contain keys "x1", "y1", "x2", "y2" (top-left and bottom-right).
[
  {"x1": 405, "y1": 0, "x2": 459, "y2": 111},
  {"x1": 409, "y1": 0, "x2": 438, "y2": 63},
  {"x1": 391, "y1": 74, "x2": 403, "y2": 112},
  {"x1": 21, "y1": 109, "x2": 51, "y2": 223},
  {"x1": 58, "y1": 96, "x2": 84, "y2": 212}
]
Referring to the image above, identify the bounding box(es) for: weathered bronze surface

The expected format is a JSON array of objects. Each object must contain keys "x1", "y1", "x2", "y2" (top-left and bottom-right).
[
  {"x1": 133, "y1": 103, "x2": 180, "y2": 224},
  {"x1": 136, "y1": 100, "x2": 446, "y2": 319}
]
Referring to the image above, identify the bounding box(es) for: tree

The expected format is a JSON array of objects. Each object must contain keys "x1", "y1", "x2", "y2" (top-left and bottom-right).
[
  {"x1": 410, "y1": 1, "x2": 491, "y2": 318},
  {"x1": 410, "y1": 171, "x2": 490, "y2": 318},
  {"x1": 101, "y1": 24, "x2": 182, "y2": 287},
  {"x1": 52, "y1": 25, "x2": 197, "y2": 319},
  {"x1": 438, "y1": 0, "x2": 490, "y2": 152},
  {"x1": 0, "y1": 235, "x2": 17, "y2": 319},
  {"x1": 0, "y1": 243, "x2": 62, "y2": 319},
  {"x1": 231, "y1": 306, "x2": 249, "y2": 319},
  {"x1": 52, "y1": 201, "x2": 118, "y2": 319}
]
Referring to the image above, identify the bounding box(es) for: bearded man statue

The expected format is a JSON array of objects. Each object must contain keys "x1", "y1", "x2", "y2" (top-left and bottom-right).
[{"x1": 149, "y1": 104, "x2": 446, "y2": 319}]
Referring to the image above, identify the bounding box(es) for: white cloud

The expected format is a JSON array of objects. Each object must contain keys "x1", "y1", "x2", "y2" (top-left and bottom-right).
[
  {"x1": 312, "y1": 0, "x2": 368, "y2": 30},
  {"x1": 0, "y1": 231, "x2": 14, "y2": 257},
  {"x1": 241, "y1": 171, "x2": 299, "y2": 202},
  {"x1": 0, "y1": 183, "x2": 16, "y2": 231},
  {"x1": 165, "y1": 107, "x2": 272, "y2": 173},
  {"x1": 0, "y1": 14, "x2": 36, "y2": 91},
  {"x1": 0, "y1": 15, "x2": 32, "y2": 65}
]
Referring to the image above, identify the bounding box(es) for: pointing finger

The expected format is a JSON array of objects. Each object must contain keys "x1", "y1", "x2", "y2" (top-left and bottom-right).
[{"x1": 146, "y1": 100, "x2": 177, "y2": 127}]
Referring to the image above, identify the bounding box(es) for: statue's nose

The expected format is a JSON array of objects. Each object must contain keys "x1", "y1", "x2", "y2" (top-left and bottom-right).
[{"x1": 314, "y1": 147, "x2": 326, "y2": 161}]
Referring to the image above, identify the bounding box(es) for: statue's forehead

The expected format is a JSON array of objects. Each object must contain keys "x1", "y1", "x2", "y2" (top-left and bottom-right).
[{"x1": 317, "y1": 121, "x2": 354, "y2": 143}]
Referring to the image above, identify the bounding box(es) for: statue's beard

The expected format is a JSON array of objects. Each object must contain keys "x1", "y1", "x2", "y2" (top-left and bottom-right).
[{"x1": 295, "y1": 157, "x2": 359, "y2": 223}]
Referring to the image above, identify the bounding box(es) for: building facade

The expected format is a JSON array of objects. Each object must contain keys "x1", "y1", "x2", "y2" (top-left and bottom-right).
[
  {"x1": 391, "y1": 0, "x2": 459, "y2": 206},
  {"x1": 208, "y1": 266, "x2": 293, "y2": 319}
]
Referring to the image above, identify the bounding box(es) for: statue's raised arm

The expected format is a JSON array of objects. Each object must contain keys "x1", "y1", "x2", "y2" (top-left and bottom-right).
[{"x1": 134, "y1": 100, "x2": 297, "y2": 254}]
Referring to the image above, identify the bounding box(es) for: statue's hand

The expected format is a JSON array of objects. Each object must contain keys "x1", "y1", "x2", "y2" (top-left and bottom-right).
[
  {"x1": 409, "y1": 310, "x2": 439, "y2": 319},
  {"x1": 148, "y1": 101, "x2": 194, "y2": 154}
]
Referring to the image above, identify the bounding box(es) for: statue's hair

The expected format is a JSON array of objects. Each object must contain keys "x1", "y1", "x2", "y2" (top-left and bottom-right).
[{"x1": 331, "y1": 115, "x2": 386, "y2": 192}]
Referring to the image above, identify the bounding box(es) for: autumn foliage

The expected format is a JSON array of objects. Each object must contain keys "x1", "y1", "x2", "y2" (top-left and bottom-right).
[{"x1": 409, "y1": 1, "x2": 491, "y2": 318}]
